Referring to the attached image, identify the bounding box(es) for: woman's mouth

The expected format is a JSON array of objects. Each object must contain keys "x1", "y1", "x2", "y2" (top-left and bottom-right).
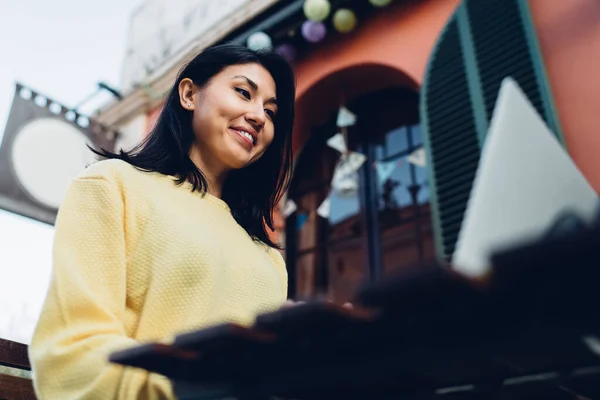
[{"x1": 230, "y1": 128, "x2": 255, "y2": 148}]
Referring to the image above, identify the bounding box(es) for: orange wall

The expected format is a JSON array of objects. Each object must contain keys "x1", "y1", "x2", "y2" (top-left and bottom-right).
[
  {"x1": 292, "y1": 0, "x2": 600, "y2": 191},
  {"x1": 529, "y1": 0, "x2": 600, "y2": 192},
  {"x1": 292, "y1": 0, "x2": 460, "y2": 153},
  {"x1": 294, "y1": 0, "x2": 461, "y2": 98}
]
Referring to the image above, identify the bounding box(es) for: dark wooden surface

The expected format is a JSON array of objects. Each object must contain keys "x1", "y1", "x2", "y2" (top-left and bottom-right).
[
  {"x1": 0, "y1": 373, "x2": 36, "y2": 400},
  {"x1": 0, "y1": 339, "x2": 35, "y2": 400},
  {"x1": 0, "y1": 339, "x2": 30, "y2": 370}
]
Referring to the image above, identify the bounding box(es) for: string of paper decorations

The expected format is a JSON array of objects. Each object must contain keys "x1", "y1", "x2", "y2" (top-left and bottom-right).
[
  {"x1": 247, "y1": 0, "x2": 396, "y2": 60},
  {"x1": 281, "y1": 103, "x2": 427, "y2": 224}
]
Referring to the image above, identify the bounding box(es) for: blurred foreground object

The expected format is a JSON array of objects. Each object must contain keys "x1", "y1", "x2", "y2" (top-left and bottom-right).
[
  {"x1": 0, "y1": 337, "x2": 34, "y2": 400},
  {"x1": 451, "y1": 78, "x2": 599, "y2": 278},
  {"x1": 109, "y1": 217, "x2": 600, "y2": 399}
]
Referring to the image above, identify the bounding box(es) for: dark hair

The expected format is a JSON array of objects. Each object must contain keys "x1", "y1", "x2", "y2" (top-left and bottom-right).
[{"x1": 94, "y1": 44, "x2": 296, "y2": 248}]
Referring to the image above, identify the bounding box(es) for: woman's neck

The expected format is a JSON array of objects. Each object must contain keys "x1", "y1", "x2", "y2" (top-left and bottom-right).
[{"x1": 189, "y1": 148, "x2": 228, "y2": 198}]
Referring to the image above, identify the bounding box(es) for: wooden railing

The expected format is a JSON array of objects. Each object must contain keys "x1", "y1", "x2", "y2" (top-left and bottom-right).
[{"x1": 0, "y1": 338, "x2": 36, "y2": 400}]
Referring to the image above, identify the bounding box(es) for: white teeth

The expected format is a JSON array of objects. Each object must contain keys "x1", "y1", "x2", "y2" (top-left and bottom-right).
[{"x1": 238, "y1": 130, "x2": 254, "y2": 145}]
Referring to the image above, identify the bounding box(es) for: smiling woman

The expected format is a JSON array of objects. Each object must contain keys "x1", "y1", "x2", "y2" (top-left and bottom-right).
[
  {"x1": 28, "y1": 45, "x2": 296, "y2": 400},
  {"x1": 98, "y1": 45, "x2": 295, "y2": 247},
  {"x1": 182, "y1": 64, "x2": 280, "y2": 176}
]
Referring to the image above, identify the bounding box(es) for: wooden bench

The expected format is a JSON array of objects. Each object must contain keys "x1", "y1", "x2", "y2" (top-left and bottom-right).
[{"x1": 0, "y1": 338, "x2": 36, "y2": 400}]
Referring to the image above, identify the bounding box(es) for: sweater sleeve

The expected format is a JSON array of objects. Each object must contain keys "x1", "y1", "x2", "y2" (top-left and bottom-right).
[
  {"x1": 267, "y1": 247, "x2": 288, "y2": 299},
  {"x1": 29, "y1": 175, "x2": 174, "y2": 400}
]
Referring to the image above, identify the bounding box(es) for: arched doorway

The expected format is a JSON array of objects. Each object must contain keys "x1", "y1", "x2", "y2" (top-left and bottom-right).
[{"x1": 286, "y1": 75, "x2": 435, "y2": 303}]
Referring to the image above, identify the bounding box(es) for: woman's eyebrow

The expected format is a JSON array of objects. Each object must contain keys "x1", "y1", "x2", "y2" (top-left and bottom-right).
[{"x1": 232, "y1": 75, "x2": 277, "y2": 105}]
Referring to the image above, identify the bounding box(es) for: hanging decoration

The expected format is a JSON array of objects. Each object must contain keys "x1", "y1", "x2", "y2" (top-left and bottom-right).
[
  {"x1": 407, "y1": 147, "x2": 427, "y2": 167},
  {"x1": 336, "y1": 106, "x2": 356, "y2": 128},
  {"x1": 303, "y1": 0, "x2": 331, "y2": 22},
  {"x1": 331, "y1": 151, "x2": 367, "y2": 197},
  {"x1": 301, "y1": 20, "x2": 327, "y2": 43},
  {"x1": 333, "y1": 170, "x2": 359, "y2": 196},
  {"x1": 239, "y1": 0, "x2": 393, "y2": 62},
  {"x1": 369, "y1": 0, "x2": 393, "y2": 7},
  {"x1": 296, "y1": 212, "x2": 310, "y2": 229},
  {"x1": 282, "y1": 199, "x2": 297, "y2": 217},
  {"x1": 240, "y1": 0, "x2": 394, "y2": 64},
  {"x1": 333, "y1": 9, "x2": 357, "y2": 34},
  {"x1": 275, "y1": 43, "x2": 297, "y2": 63},
  {"x1": 247, "y1": 31, "x2": 272, "y2": 50},
  {"x1": 317, "y1": 196, "x2": 331, "y2": 219},
  {"x1": 344, "y1": 151, "x2": 367, "y2": 170},
  {"x1": 326, "y1": 132, "x2": 347, "y2": 154},
  {"x1": 375, "y1": 159, "x2": 400, "y2": 184}
]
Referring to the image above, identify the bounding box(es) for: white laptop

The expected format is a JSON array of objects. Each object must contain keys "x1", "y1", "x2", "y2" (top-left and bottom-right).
[{"x1": 452, "y1": 77, "x2": 599, "y2": 278}]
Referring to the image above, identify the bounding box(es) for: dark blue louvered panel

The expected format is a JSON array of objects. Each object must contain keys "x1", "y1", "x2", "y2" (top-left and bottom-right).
[
  {"x1": 423, "y1": 18, "x2": 481, "y2": 260},
  {"x1": 467, "y1": 0, "x2": 549, "y2": 130}
]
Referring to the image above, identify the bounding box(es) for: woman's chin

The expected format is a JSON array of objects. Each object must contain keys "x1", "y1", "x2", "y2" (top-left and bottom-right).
[{"x1": 224, "y1": 154, "x2": 254, "y2": 171}]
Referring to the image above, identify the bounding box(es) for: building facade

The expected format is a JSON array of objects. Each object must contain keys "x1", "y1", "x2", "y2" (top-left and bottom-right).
[{"x1": 97, "y1": 0, "x2": 600, "y2": 302}]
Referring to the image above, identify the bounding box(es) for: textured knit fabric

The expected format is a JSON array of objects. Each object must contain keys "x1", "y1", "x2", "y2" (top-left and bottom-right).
[{"x1": 29, "y1": 159, "x2": 288, "y2": 400}]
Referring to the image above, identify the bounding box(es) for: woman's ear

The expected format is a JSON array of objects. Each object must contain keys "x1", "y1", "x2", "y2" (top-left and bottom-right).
[{"x1": 178, "y1": 78, "x2": 196, "y2": 110}]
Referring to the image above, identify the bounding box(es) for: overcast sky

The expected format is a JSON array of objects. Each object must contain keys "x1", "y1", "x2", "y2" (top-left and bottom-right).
[{"x1": 0, "y1": 0, "x2": 142, "y2": 343}]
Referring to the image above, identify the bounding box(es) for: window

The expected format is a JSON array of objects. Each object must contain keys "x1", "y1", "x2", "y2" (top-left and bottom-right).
[{"x1": 286, "y1": 88, "x2": 435, "y2": 302}]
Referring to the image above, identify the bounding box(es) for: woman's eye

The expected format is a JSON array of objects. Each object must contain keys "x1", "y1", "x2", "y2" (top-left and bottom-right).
[
  {"x1": 265, "y1": 109, "x2": 277, "y2": 120},
  {"x1": 235, "y1": 87, "x2": 251, "y2": 99}
]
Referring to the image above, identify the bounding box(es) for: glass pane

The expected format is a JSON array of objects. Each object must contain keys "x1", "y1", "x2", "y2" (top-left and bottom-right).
[
  {"x1": 325, "y1": 131, "x2": 367, "y2": 303},
  {"x1": 374, "y1": 123, "x2": 435, "y2": 275},
  {"x1": 414, "y1": 161, "x2": 430, "y2": 205},
  {"x1": 329, "y1": 190, "x2": 360, "y2": 225},
  {"x1": 386, "y1": 126, "x2": 409, "y2": 154},
  {"x1": 411, "y1": 124, "x2": 422, "y2": 146},
  {"x1": 382, "y1": 158, "x2": 413, "y2": 212},
  {"x1": 375, "y1": 144, "x2": 385, "y2": 160}
]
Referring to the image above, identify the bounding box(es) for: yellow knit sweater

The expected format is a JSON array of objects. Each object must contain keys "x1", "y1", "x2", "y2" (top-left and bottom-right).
[{"x1": 29, "y1": 159, "x2": 288, "y2": 399}]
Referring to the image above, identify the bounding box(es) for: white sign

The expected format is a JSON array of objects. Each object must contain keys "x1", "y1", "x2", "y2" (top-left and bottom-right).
[
  {"x1": 11, "y1": 118, "x2": 95, "y2": 209},
  {"x1": 121, "y1": 0, "x2": 251, "y2": 90}
]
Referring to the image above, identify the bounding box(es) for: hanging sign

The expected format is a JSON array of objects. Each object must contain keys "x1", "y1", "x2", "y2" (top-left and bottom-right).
[{"x1": 0, "y1": 83, "x2": 117, "y2": 225}]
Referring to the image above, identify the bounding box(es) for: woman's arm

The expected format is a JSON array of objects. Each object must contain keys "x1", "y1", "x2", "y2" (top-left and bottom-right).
[
  {"x1": 29, "y1": 174, "x2": 174, "y2": 399},
  {"x1": 267, "y1": 247, "x2": 288, "y2": 299}
]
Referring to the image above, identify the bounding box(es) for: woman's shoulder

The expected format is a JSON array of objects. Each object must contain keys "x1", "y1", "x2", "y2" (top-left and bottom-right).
[{"x1": 77, "y1": 158, "x2": 141, "y2": 183}]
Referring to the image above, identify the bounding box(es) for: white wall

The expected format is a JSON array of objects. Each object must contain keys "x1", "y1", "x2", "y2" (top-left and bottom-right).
[
  {"x1": 115, "y1": 113, "x2": 147, "y2": 152},
  {"x1": 121, "y1": 0, "x2": 251, "y2": 90}
]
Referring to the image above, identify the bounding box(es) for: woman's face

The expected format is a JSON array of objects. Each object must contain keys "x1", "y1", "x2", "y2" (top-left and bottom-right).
[{"x1": 179, "y1": 63, "x2": 278, "y2": 173}]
